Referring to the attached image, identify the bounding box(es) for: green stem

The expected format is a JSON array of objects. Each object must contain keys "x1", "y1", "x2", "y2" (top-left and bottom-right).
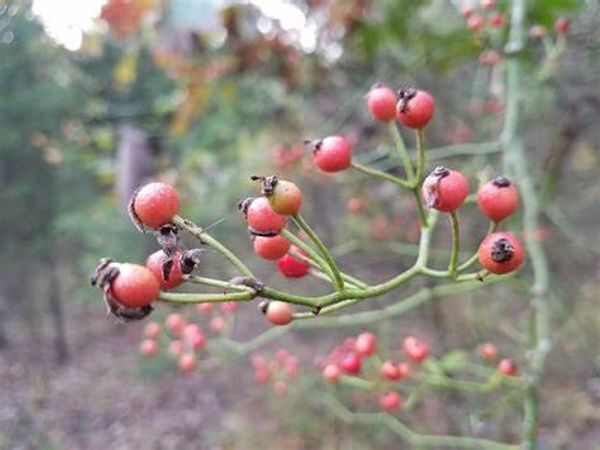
[
  {"x1": 457, "y1": 221, "x2": 498, "y2": 272},
  {"x1": 282, "y1": 230, "x2": 367, "y2": 289},
  {"x1": 389, "y1": 121, "x2": 415, "y2": 181},
  {"x1": 173, "y1": 216, "x2": 254, "y2": 278},
  {"x1": 324, "y1": 393, "x2": 518, "y2": 450},
  {"x1": 158, "y1": 290, "x2": 254, "y2": 304},
  {"x1": 414, "y1": 128, "x2": 426, "y2": 186},
  {"x1": 412, "y1": 190, "x2": 429, "y2": 228},
  {"x1": 184, "y1": 275, "x2": 251, "y2": 292},
  {"x1": 291, "y1": 214, "x2": 345, "y2": 291},
  {"x1": 448, "y1": 211, "x2": 460, "y2": 279},
  {"x1": 351, "y1": 161, "x2": 412, "y2": 190}
]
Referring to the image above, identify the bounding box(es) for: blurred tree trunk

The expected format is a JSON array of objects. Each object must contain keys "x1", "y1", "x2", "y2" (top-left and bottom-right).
[{"x1": 116, "y1": 124, "x2": 152, "y2": 209}]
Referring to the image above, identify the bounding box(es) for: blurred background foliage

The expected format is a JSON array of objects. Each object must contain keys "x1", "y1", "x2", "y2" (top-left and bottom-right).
[{"x1": 0, "y1": 0, "x2": 598, "y2": 448}]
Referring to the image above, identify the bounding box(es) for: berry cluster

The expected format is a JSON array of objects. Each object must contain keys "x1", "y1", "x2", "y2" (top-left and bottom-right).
[{"x1": 250, "y1": 350, "x2": 300, "y2": 396}]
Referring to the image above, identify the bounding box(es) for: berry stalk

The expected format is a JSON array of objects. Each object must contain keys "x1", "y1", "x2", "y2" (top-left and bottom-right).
[{"x1": 388, "y1": 121, "x2": 415, "y2": 181}]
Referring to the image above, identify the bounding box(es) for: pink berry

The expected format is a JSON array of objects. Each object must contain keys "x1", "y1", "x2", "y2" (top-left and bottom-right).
[
  {"x1": 355, "y1": 332, "x2": 377, "y2": 357},
  {"x1": 266, "y1": 301, "x2": 294, "y2": 325},
  {"x1": 178, "y1": 353, "x2": 196, "y2": 374},
  {"x1": 253, "y1": 235, "x2": 291, "y2": 261},
  {"x1": 312, "y1": 136, "x2": 352, "y2": 173},
  {"x1": 403, "y1": 336, "x2": 430, "y2": 363},
  {"x1": 339, "y1": 353, "x2": 362, "y2": 375},
  {"x1": 396, "y1": 88, "x2": 435, "y2": 129},
  {"x1": 422, "y1": 166, "x2": 470, "y2": 213},
  {"x1": 144, "y1": 321, "x2": 161, "y2": 339},
  {"x1": 277, "y1": 248, "x2": 310, "y2": 278},
  {"x1": 367, "y1": 85, "x2": 397, "y2": 122},
  {"x1": 139, "y1": 339, "x2": 159, "y2": 356},
  {"x1": 323, "y1": 364, "x2": 342, "y2": 383},
  {"x1": 379, "y1": 391, "x2": 402, "y2": 412},
  {"x1": 381, "y1": 360, "x2": 401, "y2": 380}
]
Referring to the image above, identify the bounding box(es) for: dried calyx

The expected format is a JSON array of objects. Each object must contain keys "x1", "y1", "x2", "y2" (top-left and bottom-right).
[
  {"x1": 251, "y1": 174, "x2": 279, "y2": 197},
  {"x1": 491, "y1": 238, "x2": 514, "y2": 263},
  {"x1": 492, "y1": 176, "x2": 512, "y2": 188},
  {"x1": 396, "y1": 86, "x2": 417, "y2": 113}
]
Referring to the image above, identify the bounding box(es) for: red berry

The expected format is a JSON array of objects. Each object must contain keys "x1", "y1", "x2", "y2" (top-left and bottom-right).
[
  {"x1": 139, "y1": 339, "x2": 159, "y2": 356},
  {"x1": 253, "y1": 235, "x2": 291, "y2": 260},
  {"x1": 403, "y1": 336, "x2": 430, "y2": 363},
  {"x1": 422, "y1": 166, "x2": 470, "y2": 212},
  {"x1": 165, "y1": 313, "x2": 186, "y2": 336},
  {"x1": 481, "y1": 0, "x2": 496, "y2": 10},
  {"x1": 110, "y1": 263, "x2": 159, "y2": 308},
  {"x1": 132, "y1": 182, "x2": 180, "y2": 229},
  {"x1": 346, "y1": 197, "x2": 365, "y2": 214},
  {"x1": 277, "y1": 248, "x2": 310, "y2": 278},
  {"x1": 367, "y1": 85, "x2": 397, "y2": 122},
  {"x1": 220, "y1": 301, "x2": 239, "y2": 314},
  {"x1": 210, "y1": 316, "x2": 226, "y2": 333},
  {"x1": 479, "y1": 50, "x2": 502, "y2": 66},
  {"x1": 266, "y1": 301, "x2": 294, "y2": 325},
  {"x1": 196, "y1": 302, "x2": 214, "y2": 314},
  {"x1": 169, "y1": 339, "x2": 184, "y2": 357},
  {"x1": 381, "y1": 360, "x2": 401, "y2": 380},
  {"x1": 477, "y1": 342, "x2": 498, "y2": 362},
  {"x1": 145, "y1": 250, "x2": 184, "y2": 290},
  {"x1": 477, "y1": 176, "x2": 520, "y2": 222},
  {"x1": 267, "y1": 179, "x2": 303, "y2": 215},
  {"x1": 397, "y1": 361, "x2": 411, "y2": 379},
  {"x1": 396, "y1": 89, "x2": 435, "y2": 129},
  {"x1": 184, "y1": 324, "x2": 206, "y2": 351},
  {"x1": 554, "y1": 17, "x2": 570, "y2": 34},
  {"x1": 497, "y1": 358, "x2": 517, "y2": 376},
  {"x1": 489, "y1": 13, "x2": 504, "y2": 27},
  {"x1": 244, "y1": 197, "x2": 287, "y2": 236},
  {"x1": 339, "y1": 353, "x2": 362, "y2": 375},
  {"x1": 355, "y1": 332, "x2": 377, "y2": 357},
  {"x1": 254, "y1": 367, "x2": 270, "y2": 384},
  {"x1": 379, "y1": 391, "x2": 402, "y2": 412},
  {"x1": 144, "y1": 321, "x2": 161, "y2": 339},
  {"x1": 478, "y1": 232, "x2": 524, "y2": 274},
  {"x1": 178, "y1": 353, "x2": 196, "y2": 374},
  {"x1": 460, "y1": 4, "x2": 475, "y2": 18},
  {"x1": 467, "y1": 14, "x2": 484, "y2": 31},
  {"x1": 323, "y1": 364, "x2": 341, "y2": 383},
  {"x1": 312, "y1": 135, "x2": 352, "y2": 173}
]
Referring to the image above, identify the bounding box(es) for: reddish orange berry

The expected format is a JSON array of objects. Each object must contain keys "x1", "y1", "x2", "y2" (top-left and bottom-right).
[
  {"x1": 478, "y1": 232, "x2": 525, "y2": 274},
  {"x1": 253, "y1": 235, "x2": 291, "y2": 261},
  {"x1": 146, "y1": 250, "x2": 184, "y2": 290},
  {"x1": 110, "y1": 263, "x2": 159, "y2": 308},
  {"x1": 266, "y1": 301, "x2": 294, "y2": 325},
  {"x1": 367, "y1": 85, "x2": 397, "y2": 122},
  {"x1": 132, "y1": 182, "x2": 180, "y2": 229}
]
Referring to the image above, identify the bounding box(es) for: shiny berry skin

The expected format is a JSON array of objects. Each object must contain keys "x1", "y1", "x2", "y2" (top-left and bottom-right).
[
  {"x1": 478, "y1": 232, "x2": 525, "y2": 274},
  {"x1": 422, "y1": 166, "x2": 470, "y2": 212},
  {"x1": 367, "y1": 85, "x2": 397, "y2": 122},
  {"x1": 139, "y1": 339, "x2": 159, "y2": 357},
  {"x1": 245, "y1": 197, "x2": 287, "y2": 236},
  {"x1": 178, "y1": 353, "x2": 197, "y2": 374},
  {"x1": 269, "y1": 179, "x2": 302, "y2": 215},
  {"x1": 355, "y1": 332, "x2": 377, "y2": 357},
  {"x1": 396, "y1": 89, "x2": 435, "y2": 129},
  {"x1": 146, "y1": 250, "x2": 184, "y2": 290},
  {"x1": 403, "y1": 336, "x2": 430, "y2": 363},
  {"x1": 497, "y1": 358, "x2": 517, "y2": 376},
  {"x1": 477, "y1": 176, "x2": 520, "y2": 222},
  {"x1": 110, "y1": 263, "x2": 159, "y2": 308},
  {"x1": 144, "y1": 321, "x2": 161, "y2": 339},
  {"x1": 467, "y1": 14, "x2": 484, "y2": 31},
  {"x1": 277, "y1": 248, "x2": 310, "y2": 278},
  {"x1": 253, "y1": 235, "x2": 291, "y2": 261},
  {"x1": 339, "y1": 353, "x2": 362, "y2": 375},
  {"x1": 313, "y1": 135, "x2": 352, "y2": 173},
  {"x1": 554, "y1": 17, "x2": 570, "y2": 34},
  {"x1": 379, "y1": 392, "x2": 402, "y2": 412},
  {"x1": 477, "y1": 342, "x2": 498, "y2": 362},
  {"x1": 266, "y1": 301, "x2": 294, "y2": 325},
  {"x1": 133, "y1": 182, "x2": 180, "y2": 229},
  {"x1": 323, "y1": 364, "x2": 341, "y2": 383},
  {"x1": 381, "y1": 360, "x2": 401, "y2": 380}
]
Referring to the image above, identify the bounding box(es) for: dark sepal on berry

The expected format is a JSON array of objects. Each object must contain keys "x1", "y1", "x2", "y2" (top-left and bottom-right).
[
  {"x1": 422, "y1": 166, "x2": 451, "y2": 208},
  {"x1": 490, "y1": 238, "x2": 515, "y2": 263},
  {"x1": 180, "y1": 248, "x2": 203, "y2": 275},
  {"x1": 306, "y1": 139, "x2": 323, "y2": 155},
  {"x1": 250, "y1": 174, "x2": 279, "y2": 197},
  {"x1": 238, "y1": 196, "x2": 256, "y2": 219},
  {"x1": 258, "y1": 300, "x2": 270, "y2": 314},
  {"x1": 91, "y1": 258, "x2": 153, "y2": 322},
  {"x1": 154, "y1": 224, "x2": 180, "y2": 281},
  {"x1": 127, "y1": 188, "x2": 145, "y2": 233},
  {"x1": 492, "y1": 176, "x2": 512, "y2": 188},
  {"x1": 396, "y1": 86, "x2": 417, "y2": 113}
]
